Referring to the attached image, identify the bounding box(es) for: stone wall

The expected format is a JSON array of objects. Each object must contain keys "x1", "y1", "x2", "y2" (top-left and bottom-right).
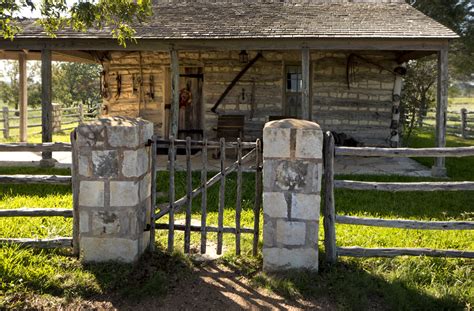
[
  {"x1": 262, "y1": 119, "x2": 322, "y2": 271},
  {"x1": 73, "y1": 117, "x2": 154, "y2": 263},
  {"x1": 101, "y1": 50, "x2": 397, "y2": 146}
]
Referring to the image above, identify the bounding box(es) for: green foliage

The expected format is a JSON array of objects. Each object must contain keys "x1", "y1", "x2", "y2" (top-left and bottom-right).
[
  {"x1": 0, "y1": 60, "x2": 42, "y2": 109},
  {"x1": 52, "y1": 62, "x2": 101, "y2": 108},
  {"x1": 1, "y1": 0, "x2": 153, "y2": 47}
]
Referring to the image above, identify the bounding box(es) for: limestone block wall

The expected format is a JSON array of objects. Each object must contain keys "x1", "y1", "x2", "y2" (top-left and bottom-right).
[
  {"x1": 101, "y1": 50, "x2": 397, "y2": 146},
  {"x1": 52, "y1": 103, "x2": 61, "y2": 133},
  {"x1": 73, "y1": 117, "x2": 154, "y2": 263},
  {"x1": 262, "y1": 119, "x2": 322, "y2": 271}
]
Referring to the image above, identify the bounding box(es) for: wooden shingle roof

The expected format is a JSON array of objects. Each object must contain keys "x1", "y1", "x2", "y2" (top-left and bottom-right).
[{"x1": 16, "y1": 2, "x2": 458, "y2": 40}]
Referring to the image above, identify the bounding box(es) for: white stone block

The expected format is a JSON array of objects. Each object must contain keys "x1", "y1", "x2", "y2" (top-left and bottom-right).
[
  {"x1": 263, "y1": 127, "x2": 291, "y2": 158},
  {"x1": 295, "y1": 129, "x2": 323, "y2": 159},
  {"x1": 78, "y1": 155, "x2": 91, "y2": 177},
  {"x1": 263, "y1": 247, "x2": 318, "y2": 271},
  {"x1": 79, "y1": 181, "x2": 104, "y2": 207},
  {"x1": 108, "y1": 125, "x2": 139, "y2": 148},
  {"x1": 263, "y1": 192, "x2": 287, "y2": 218},
  {"x1": 291, "y1": 193, "x2": 320, "y2": 220},
  {"x1": 110, "y1": 181, "x2": 139, "y2": 207},
  {"x1": 122, "y1": 149, "x2": 149, "y2": 177},
  {"x1": 79, "y1": 211, "x2": 89, "y2": 233},
  {"x1": 80, "y1": 237, "x2": 140, "y2": 263},
  {"x1": 140, "y1": 173, "x2": 152, "y2": 201},
  {"x1": 276, "y1": 220, "x2": 305, "y2": 246},
  {"x1": 91, "y1": 211, "x2": 121, "y2": 235}
]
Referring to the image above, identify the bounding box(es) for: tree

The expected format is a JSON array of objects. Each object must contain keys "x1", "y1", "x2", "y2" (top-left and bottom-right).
[
  {"x1": 52, "y1": 62, "x2": 101, "y2": 109},
  {"x1": 407, "y1": 0, "x2": 474, "y2": 80},
  {"x1": 1, "y1": 0, "x2": 152, "y2": 47},
  {"x1": 0, "y1": 60, "x2": 42, "y2": 109}
]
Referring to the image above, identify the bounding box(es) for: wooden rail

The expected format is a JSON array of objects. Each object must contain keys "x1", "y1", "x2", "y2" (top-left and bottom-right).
[
  {"x1": 0, "y1": 237, "x2": 73, "y2": 248},
  {"x1": 323, "y1": 131, "x2": 474, "y2": 263},
  {"x1": 0, "y1": 142, "x2": 71, "y2": 152},
  {"x1": 335, "y1": 216, "x2": 474, "y2": 230},
  {"x1": 0, "y1": 175, "x2": 71, "y2": 185},
  {"x1": 421, "y1": 107, "x2": 473, "y2": 139},
  {"x1": 0, "y1": 208, "x2": 72, "y2": 217}
]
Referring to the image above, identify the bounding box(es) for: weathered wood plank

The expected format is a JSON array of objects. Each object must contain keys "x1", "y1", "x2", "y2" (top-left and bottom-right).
[
  {"x1": 253, "y1": 139, "x2": 262, "y2": 256},
  {"x1": 0, "y1": 208, "x2": 72, "y2": 217},
  {"x1": 200, "y1": 139, "x2": 208, "y2": 254},
  {"x1": 19, "y1": 52, "x2": 28, "y2": 142},
  {"x1": 323, "y1": 132, "x2": 337, "y2": 264},
  {"x1": 336, "y1": 215, "x2": 474, "y2": 230},
  {"x1": 149, "y1": 135, "x2": 157, "y2": 252},
  {"x1": 235, "y1": 138, "x2": 243, "y2": 255},
  {"x1": 217, "y1": 138, "x2": 225, "y2": 255},
  {"x1": 0, "y1": 175, "x2": 71, "y2": 185},
  {"x1": 301, "y1": 47, "x2": 310, "y2": 121},
  {"x1": 337, "y1": 246, "x2": 474, "y2": 258},
  {"x1": 334, "y1": 180, "x2": 474, "y2": 192},
  {"x1": 335, "y1": 146, "x2": 474, "y2": 158},
  {"x1": 156, "y1": 223, "x2": 254, "y2": 234},
  {"x1": 168, "y1": 137, "x2": 176, "y2": 253},
  {"x1": 70, "y1": 130, "x2": 79, "y2": 256},
  {"x1": 41, "y1": 49, "x2": 53, "y2": 160},
  {"x1": 184, "y1": 137, "x2": 192, "y2": 254},
  {"x1": 0, "y1": 237, "x2": 73, "y2": 249},
  {"x1": 169, "y1": 49, "x2": 179, "y2": 138},
  {"x1": 155, "y1": 138, "x2": 256, "y2": 149},
  {"x1": 0, "y1": 142, "x2": 71, "y2": 152}
]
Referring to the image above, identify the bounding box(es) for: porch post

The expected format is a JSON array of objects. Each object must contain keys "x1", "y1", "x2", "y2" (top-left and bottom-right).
[
  {"x1": 169, "y1": 48, "x2": 179, "y2": 138},
  {"x1": 41, "y1": 49, "x2": 55, "y2": 167},
  {"x1": 19, "y1": 51, "x2": 28, "y2": 142},
  {"x1": 301, "y1": 47, "x2": 310, "y2": 120},
  {"x1": 432, "y1": 48, "x2": 448, "y2": 177}
]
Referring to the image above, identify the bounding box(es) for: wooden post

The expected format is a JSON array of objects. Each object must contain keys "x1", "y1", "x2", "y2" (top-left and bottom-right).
[
  {"x1": 70, "y1": 130, "x2": 80, "y2": 256},
  {"x1": 41, "y1": 49, "x2": 53, "y2": 162},
  {"x1": 217, "y1": 138, "x2": 225, "y2": 255},
  {"x1": 168, "y1": 137, "x2": 176, "y2": 252},
  {"x1": 252, "y1": 138, "x2": 262, "y2": 256},
  {"x1": 79, "y1": 103, "x2": 84, "y2": 124},
  {"x1": 301, "y1": 47, "x2": 310, "y2": 121},
  {"x1": 19, "y1": 52, "x2": 28, "y2": 142},
  {"x1": 461, "y1": 108, "x2": 467, "y2": 139},
  {"x1": 200, "y1": 139, "x2": 208, "y2": 254},
  {"x1": 2, "y1": 107, "x2": 9, "y2": 139},
  {"x1": 235, "y1": 138, "x2": 243, "y2": 255},
  {"x1": 184, "y1": 136, "x2": 192, "y2": 253},
  {"x1": 169, "y1": 49, "x2": 179, "y2": 138},
  {"x1": 323, "y1": 132, "x2": 337, "y2": 264},
  {"x1": 149, "y1": 135, "x2": 157, "y2": 252},
  {"x1": 433, "y1": 48, "x2": 448, "y2": 177}
]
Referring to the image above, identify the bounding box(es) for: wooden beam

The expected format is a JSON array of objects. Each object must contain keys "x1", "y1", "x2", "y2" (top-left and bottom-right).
[
  {"x1": 0, "y1": 38, "x2": 452, "y2": 52},
  {"x1": 169, "y1": 48, "x2": 179, "y2": 138},
  {"x1": 41, "y1": 49, "x2": 53, "y2": 161},
  {"x1": 396, "y1": 51, "x2": 436, "y2": 63},
  {"x1": 18, "y1": 51, "x2": 28, "y2": 142},
  {"x1": 210, "y1": 52, "x2": 263, "y2": 113},
  {"x1": 0, "y1": 50, "x2": 97, "y2": 63},
  {"x1": 301, "y1": 47, "x2": 310, "y2": 120},
  {"x1": 433, "y1": 48, "x2": 449, "y2": 177}
]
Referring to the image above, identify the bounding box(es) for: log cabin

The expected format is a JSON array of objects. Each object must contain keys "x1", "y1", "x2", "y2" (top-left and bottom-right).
[{"x1": 0, "y1": 0, "x2": 458, "y2": 172}]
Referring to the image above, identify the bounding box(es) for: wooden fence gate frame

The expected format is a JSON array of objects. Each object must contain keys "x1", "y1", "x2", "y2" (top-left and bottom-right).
[
  {"x1": 150, "y1": 136, "x2": 263, "y2": 256},
  {"x1": 323, "y1": 131, "x2": 474, "y2": 263}
]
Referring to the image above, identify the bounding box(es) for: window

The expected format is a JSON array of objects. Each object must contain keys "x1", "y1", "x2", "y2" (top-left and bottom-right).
[{"x1": 285, "y1": 65, "x2": 302, "y2": 118}]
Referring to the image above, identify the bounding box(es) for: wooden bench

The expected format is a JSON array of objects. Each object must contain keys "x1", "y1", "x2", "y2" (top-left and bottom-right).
[{"x1": 215, "y1": 115, "x2": 245, "y2": 142}]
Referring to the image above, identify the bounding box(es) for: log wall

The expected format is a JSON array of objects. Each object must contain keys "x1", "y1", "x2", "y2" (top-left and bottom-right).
[{"x1": 101, "y1": 50, "x2": 397, "y2": 145}]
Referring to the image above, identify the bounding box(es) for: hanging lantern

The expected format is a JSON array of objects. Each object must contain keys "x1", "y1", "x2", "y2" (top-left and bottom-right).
[{"x1": 239, "y1": 50, "x2": 249, "y2": 63}]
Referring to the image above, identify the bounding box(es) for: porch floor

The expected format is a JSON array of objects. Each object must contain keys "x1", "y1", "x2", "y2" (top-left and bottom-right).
[{"x1": 0, "y1": 151, "x2": 432, "y2": 177}]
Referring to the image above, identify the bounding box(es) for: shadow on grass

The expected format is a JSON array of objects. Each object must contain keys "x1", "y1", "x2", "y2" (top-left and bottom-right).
[{"x1": 222, "y1": 254, "x2": 465, "y2": 311}]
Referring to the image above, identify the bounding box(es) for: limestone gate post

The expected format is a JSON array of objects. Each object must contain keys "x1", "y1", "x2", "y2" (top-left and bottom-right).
[
  {"x1": 72, "y1": 117, "x2": 154, "y2": 263},
  {"x1": 262, "y1": 119, "x2": 323, "y2": 271}
]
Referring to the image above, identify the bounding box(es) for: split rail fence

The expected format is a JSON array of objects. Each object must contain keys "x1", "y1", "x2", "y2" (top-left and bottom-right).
[
  {"x1": 421, "y1": 108, "x2": 474, "y2": 139},
  {"x1": 0, "y1": 141, "x2": 77, "y2": 253},
  {"x1": 0, "y1": 103, "x2": 99, "y2": 139},
  {"x1": 323, "y1": 132, "x2": 474, "y2": 263},
  {"x1": 151, "y1": 136, "x2": 262, "y2": 256}
]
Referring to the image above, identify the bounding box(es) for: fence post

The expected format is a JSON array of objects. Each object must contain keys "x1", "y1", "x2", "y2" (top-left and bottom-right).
[
  {"x1": 323, "y1": 132, "x2": 337, "y2": 264},
  {"x1": 79, "y1": 103, "x2": 84, "y2": 124},
  {"x1": 461, "y1": 108, "x2": 467, "y2": 139},
  {"x1": 262, "y1": 119, "x2": 323, "y2": 272},
  {"x1": 2, "y1": 107, "x2": 9, "y2": 139}
]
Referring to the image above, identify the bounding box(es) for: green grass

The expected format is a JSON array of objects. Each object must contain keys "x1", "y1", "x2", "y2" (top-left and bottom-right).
[{"x1": 0, "y1": 132, "x2": 473, "y2": 309}]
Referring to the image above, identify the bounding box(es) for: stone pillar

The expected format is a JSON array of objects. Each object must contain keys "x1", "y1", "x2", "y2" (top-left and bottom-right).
[
  {"x1": 52, "y1": 103, "x2": 62, "y2": 133},
  {"x1": 73, "y1": 116, "x2": 154, "y2": 263},
  {"x1": 262, "y1": 119, "x2": 323, "y2": 272}
]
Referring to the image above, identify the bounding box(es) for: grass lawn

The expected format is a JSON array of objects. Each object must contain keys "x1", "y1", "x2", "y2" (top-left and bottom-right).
[{"x1": 0, "y1": 131, "x2": 473, "y2": 309}]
